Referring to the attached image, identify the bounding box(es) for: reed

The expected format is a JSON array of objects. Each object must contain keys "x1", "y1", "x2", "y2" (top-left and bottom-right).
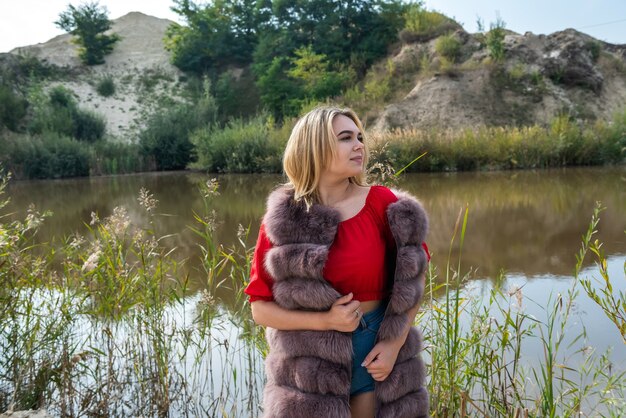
[
  {"x1": 369, "y1": 110, "x2": 626, "y2": 172},
  {"x1": 0, "y1": 169, "x2": 264, "y2": 416},
  {"x1": 423, "y1": 200, "x2": 625, "y2": 417}
]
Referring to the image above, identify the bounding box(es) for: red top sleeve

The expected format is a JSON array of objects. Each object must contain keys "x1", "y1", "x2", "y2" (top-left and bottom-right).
[
  {"x1": 244, "y1": 223, "x2": 275, "y2": 302},
  {"x1": 422, "y1": 242, "x2": 431, "y2": 262}
]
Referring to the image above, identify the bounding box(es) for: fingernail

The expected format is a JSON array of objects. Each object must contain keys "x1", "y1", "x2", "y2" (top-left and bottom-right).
[{"x1": 361, "y1": 361, "x2": 366, "y2": 367}]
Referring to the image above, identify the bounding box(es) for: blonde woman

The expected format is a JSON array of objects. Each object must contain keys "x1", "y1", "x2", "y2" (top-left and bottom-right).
[{"x1": 245, "y1": 106, "x2": 430, "y2": 418}]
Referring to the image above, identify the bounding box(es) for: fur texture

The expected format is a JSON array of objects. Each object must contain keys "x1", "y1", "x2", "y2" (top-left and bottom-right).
[
  {"x1": 265, "y1": 328, "x2": 353, "y2": 364},
  {"x1": 261, "y1": 186, "x2": 429, "y2": 417},
  {"x1": 265, "y1": 244, "x2": 329, "y2": 281},
  {"x1": 272, "y1": 278, "x2": 340, "y2": 311},
  {"x1": 263, "y1": 385, "x2": 350, "y2": 418},
  {"x1": 266, "y1": 353, "x2": 350, "y2": 395}
]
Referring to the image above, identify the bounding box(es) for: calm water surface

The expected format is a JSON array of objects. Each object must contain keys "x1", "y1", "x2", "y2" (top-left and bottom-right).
[{"x1": 7, "y1": 167, "x2": 625, "y2": 280}]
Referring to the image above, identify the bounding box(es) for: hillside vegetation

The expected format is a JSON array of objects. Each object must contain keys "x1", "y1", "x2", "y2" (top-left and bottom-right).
[{"x1": 0, "y1": 2, "x2": 625, "y2": 178}]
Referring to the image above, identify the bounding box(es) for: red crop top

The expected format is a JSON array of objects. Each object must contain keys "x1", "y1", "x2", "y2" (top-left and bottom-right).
[{"x1": 245, "y1": 186, "x2": 430, "y2": 302}]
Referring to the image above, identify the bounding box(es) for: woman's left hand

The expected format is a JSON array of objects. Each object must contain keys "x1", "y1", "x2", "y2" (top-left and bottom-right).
[{"x1": 361, "y1": 340, "x2": 401, "y2": 381}]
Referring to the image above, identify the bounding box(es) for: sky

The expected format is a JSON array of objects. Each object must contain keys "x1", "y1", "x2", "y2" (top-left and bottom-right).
[{"x1": 0, "y1": 0, "x2": 625, "y2": 53}]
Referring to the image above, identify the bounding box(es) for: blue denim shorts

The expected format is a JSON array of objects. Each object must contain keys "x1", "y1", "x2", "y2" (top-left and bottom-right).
[{"x1": 350, "y1": 303, "x2": 386, "y2": 396}]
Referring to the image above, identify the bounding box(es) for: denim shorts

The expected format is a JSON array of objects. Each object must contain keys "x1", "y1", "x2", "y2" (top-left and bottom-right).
[{"x1": 350, "y1": 303, "x2": 386, "y2": 396}]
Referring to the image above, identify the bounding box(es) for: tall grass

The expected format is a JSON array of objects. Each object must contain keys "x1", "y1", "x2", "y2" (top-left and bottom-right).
[
  {"x1": 423, "y1": 201, "x2": 625, "y2": 417},
  {"x1": 435, "y1": 34, "x2": 462, "y2": 63},
  {"x1": 0, "y1": 132, "x2": 152, "y2": 179},
  {"x1": 190, "y1": 116, "x2": 283, "y2": 173},
  {"x1": 370, "y1": 111, "x2": 626, "y2": 172},
  {"x1": 0, "y1": 170, "x2": 263, "y2": 416},
  {"x1": 0, "y1": 169, "x2": 624, "y2": 416}
]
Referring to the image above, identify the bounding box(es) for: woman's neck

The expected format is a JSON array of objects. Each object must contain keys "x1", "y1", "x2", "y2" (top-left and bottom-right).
[{"x1": 318, "y1": 179, "x2": 353, "y2": 207}]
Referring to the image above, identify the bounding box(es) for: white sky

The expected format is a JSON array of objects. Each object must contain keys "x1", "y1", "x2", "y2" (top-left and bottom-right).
[{"x1": 1, "y1": 0, "x2": 625, "y2": 53}]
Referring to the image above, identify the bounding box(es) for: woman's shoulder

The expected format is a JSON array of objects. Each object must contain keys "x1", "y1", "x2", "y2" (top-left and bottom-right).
[
  {"x1": 362, "y1": 185, "x2": 399, "y2": 220},
  {"x1": 368, "y1": 185, "x2": 399, "y2": 207}
]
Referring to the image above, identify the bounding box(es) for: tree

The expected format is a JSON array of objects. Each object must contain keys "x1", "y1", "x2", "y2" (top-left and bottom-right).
[
  {"x1": 288, "y1": 45, "x2": 353, "y2": 101},
  {"x1": 251, "y1": 0, "x2": 407, "y2": 118},
  {"x1": 165, "y1": 0, "x2": 263, "y2": 74},
  {"x1": 55, "y1": 2, "x2": 120, "y2": 65},
  {"x1": 165, "y1": 0, "x2": 408, "y2": 119}
]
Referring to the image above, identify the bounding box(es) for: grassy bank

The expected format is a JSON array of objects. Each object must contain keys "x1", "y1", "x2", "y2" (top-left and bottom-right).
[
  {"x1": 0, "y1": 174, "x2": 624, "y2": 416},
  {"x1": 190, "y1": 110, "x2": 626, "y2": 175},
  {"x1": 0, "y1": 131, "x2": 154, "y2": 179},
  {"x1": 369, "y1": 111, "x2": 626, "y2": 172},
  {"x1": 3, "y1": 105, "x2": 624, "y2": 180}
]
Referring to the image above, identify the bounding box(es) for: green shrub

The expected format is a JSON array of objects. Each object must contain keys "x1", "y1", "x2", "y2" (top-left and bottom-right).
[
  {"x1": 190, "y1": 115, "x2": 283, "y2": 173},
  {"x1": 486, "y1": 17, "x2": 506, "y2": 62},
  {"x1": 255, "y1": 57, "x2": 304, "y2": 120},
  {"x1": 344, "y1": 59, "x2": 396, "y2": 114},
  {"x1": 16, "y1": 54, "x2": 64, "y2": 80},
  {"x1": 586, "y1": 40, "x2": 602, "y2": 63},
  {"x1": 404, "y1": 6, "x2": 447, "y2": 34},
  {"x1": 214, "y1": 69, "x2": 261, "y2": 122},
  {"x1": 96, "y1": 75, "x2": 115, "y2": 97},
  {"x1": 138, "y1": 67, "x2": 174, "y2": 92},
  {"x1": 435, "y1": 34, "x2": 461, "y2": 63},
  {"x1": 0, "y1": 132, "x2": 150, "y2": 179},
  {"x1": 0, "y1": 83, "x2": 28, "y2": 131},
  {"x1": 0, "y1": 132, "x2": 90, "y2": 179},
  {"x1": 140, "y1": 87, "x2": 217, "y2": 170},
  {"x1": 29, "y1": 85, "x2": 106, "y2": 142},
  {"x1": 72, "y1": 108, "x2": 106, "y2": 142},
  {"x1": 507, "y1": 63, "x2": 526, "y2": 80},
  {"x1": 29, "y1": 98, "x2": 75, "y2": 138},
  {"x1": 400, "y1": 5, "x2": 460, "y2": 43},
  {"x1": 140, "y1": 106, "x2": 196, "y2": 170}
]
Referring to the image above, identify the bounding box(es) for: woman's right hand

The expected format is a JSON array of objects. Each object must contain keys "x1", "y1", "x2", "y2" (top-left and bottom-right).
[{"x1": 325, "y1": 293, "x2": 361, "y2": 332}]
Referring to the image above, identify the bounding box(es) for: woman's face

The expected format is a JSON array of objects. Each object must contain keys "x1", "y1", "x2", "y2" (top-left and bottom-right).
[{"x1": 324, "y1": 114, "x2": 365, "y2": 180}]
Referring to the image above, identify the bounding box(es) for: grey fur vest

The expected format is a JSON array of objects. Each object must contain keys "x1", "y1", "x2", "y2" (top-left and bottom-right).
[{"x1": 261, "y1": 186, "x2": 429, "y2": 418}]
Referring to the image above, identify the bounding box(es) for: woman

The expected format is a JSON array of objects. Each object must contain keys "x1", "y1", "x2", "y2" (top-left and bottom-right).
[{"x1": 245, "y1": 106, "x2": 429, "y2": 418}]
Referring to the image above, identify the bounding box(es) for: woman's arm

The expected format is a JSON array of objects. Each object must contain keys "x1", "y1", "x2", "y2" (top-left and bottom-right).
[{"x1": 251, "y1": 292, "x2": 362, "y2": 332}]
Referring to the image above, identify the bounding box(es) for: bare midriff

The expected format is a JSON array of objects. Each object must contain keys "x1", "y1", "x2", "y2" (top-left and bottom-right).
[{"x1": 360, "y1": 299, "x2": 382, "y2": 313}]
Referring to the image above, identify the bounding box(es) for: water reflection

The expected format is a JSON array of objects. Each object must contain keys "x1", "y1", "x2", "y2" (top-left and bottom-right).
[
  {"x1": 6, "y1": 167, "x2": 626, "y2": 288},
  {"x1": 400, "y1": 167, "x2": 625, "y2": 279}
]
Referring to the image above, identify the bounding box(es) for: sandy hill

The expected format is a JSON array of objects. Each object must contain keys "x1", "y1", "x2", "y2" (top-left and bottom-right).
[
  {"x1": 371, "y1": 28, "x2": 626, "y2": 131},
  {"x1": 11, "y1": 11, "x2": 174, "y2": 71},
  {"x1": 9, "y1": 12, "x2": 182, "y2": 139}
]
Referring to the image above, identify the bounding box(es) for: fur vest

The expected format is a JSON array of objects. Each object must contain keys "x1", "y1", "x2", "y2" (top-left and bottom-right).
[{"x1": 261, "y1": 186, "x2": 429, "y2": 418}]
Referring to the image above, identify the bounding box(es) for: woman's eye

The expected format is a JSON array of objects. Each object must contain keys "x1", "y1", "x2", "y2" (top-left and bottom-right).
[{"x1": 357, "y1": 135, "x2": 363, "y2": 142}]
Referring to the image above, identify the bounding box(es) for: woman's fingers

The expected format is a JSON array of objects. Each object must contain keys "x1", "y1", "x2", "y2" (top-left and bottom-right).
[
  {"x1": 326, "y1": 294, "x2": 362, "y2": 331},
  {"x1": 344, "y1": 300, "x2": 361, "y2": 313},
  {"x1": 333, "y1": 292, "x2": 353, "y2": 306},
  {"x1": 371, "y1": 373, "x2": 388, "y2": 381}
]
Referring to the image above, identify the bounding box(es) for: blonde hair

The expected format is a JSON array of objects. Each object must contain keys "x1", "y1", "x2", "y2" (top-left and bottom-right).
[{"x1": 283, "y1": 106, "x2": 369, "y2": 206}]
